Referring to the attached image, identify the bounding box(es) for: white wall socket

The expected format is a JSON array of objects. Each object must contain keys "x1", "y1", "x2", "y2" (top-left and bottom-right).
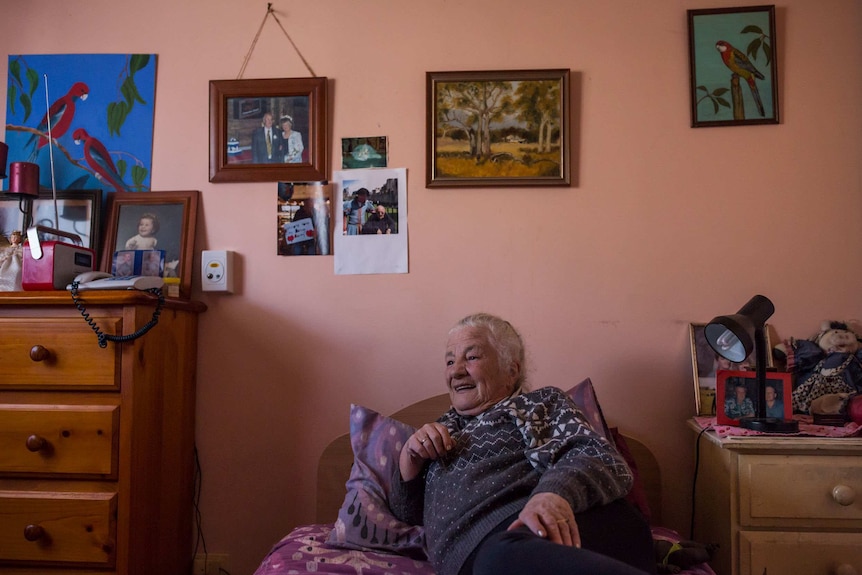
[{"x1": 201, "y1": 250, "x2": 234, "y2": 293}]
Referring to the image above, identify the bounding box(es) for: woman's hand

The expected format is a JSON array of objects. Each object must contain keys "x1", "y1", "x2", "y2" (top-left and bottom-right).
[
  {"x1": 507, "y1": 492, "x2": 580, "y2": 547},
  {"x1": 399, "y1": 423, "x2": 453, "y2": 481}
]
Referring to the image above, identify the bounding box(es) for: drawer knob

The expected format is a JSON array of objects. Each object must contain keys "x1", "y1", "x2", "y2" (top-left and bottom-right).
[
  {"x1": 835, "y1": 564, "x2": 858, "y2": 575},
  {"x1": 23, "y1": 524, "x2": 45, "y2": 542},
  {"x1": 29, "y1": 345, "x2": 51, "y2": 362},
  {"x1": 25, "y1": 435, "x2": 47, "y2": 452},
  {"x1": 833, "y1": 484, "x2": 856, "y2": 506}
]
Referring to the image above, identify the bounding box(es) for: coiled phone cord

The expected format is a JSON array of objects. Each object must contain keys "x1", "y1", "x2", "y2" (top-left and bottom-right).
[{"x1": 70, "y1": 281, "x2": 165, "y2": 348}]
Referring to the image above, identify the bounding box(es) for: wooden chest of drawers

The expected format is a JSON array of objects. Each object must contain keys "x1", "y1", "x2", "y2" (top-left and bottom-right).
[
  {"x1": 689, "y1": 421, "x2": 862, "y2": 575},
  {"x1": 0, "y1": 291, "x2": 205, "y2": 575}
]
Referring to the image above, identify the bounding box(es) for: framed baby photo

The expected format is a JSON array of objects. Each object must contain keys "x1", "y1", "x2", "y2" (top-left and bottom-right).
[
  {"x1": 716, "y1": 370, "x2": 791, "y2": 426},
  {"x1": 209, "y1": 77, "x2": 329, "y2": 183},
  {"x1": 688, "y1": 5, "x2": 779, "y2": 127},
  {"x1": 101, "y1": 190, "x2": 199, "y2": 298}
]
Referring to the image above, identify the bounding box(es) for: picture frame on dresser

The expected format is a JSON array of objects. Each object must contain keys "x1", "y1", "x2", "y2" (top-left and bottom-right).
[
  {"x1": 0, "y1": 189, "x2": 101, "y2": 251},
  {"x1": 716, "y1": 369, "x2": 791, "y2": 426},
  {"x1": 688, "y1": 5, "x2": 779, "y2": 127},
  {"x1": 689, "y1": 322, "x2": 774, "y2": 416},
  {"x1": 209, "y1": 77, "x2": 329, "y2": 183},
  {"x1": 426, "y1": 69, "x2": 571, "y2": 188},
  {"x1": 101, "y1": 190, "x2": 199, "y2": 298}
]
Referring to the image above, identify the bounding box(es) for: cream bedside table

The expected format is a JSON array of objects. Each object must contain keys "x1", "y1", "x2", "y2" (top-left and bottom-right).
[{"x1": 688, "y1": 420, "x2": 862, "y2": 575}]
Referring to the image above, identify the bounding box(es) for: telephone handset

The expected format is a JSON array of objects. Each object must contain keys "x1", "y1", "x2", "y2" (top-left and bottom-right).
[
  {"x1": 67, "y1": 271, "x2": 166, "y2": 348},
  {"x1": 66, "y1": 271, "x2": 165, "y2": 291}
]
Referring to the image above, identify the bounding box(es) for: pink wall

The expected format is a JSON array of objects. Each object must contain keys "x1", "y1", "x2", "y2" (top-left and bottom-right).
[{"x1": 3, "y1": 1, "x2": 861, "y2": 572}]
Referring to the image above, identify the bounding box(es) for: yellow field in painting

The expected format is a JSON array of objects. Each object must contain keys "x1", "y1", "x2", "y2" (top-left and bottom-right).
[{"x1": 435, "y1": 139, "x2": 561, "y2": 178}]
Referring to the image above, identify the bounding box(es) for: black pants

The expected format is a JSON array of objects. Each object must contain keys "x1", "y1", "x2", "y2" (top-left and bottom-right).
[{"x1": 460, "y1": 499, "x2": 656, "y2": 575}]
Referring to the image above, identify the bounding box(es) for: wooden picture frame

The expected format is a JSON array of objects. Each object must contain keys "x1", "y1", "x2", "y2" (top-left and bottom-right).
[
  {"x1": 688, "y1": 5, "x2": 779, "y2": 127},
  {"x1": 716, "y1": 370, "x2": 792, "y2": 426},
  {"x1": 689, "y1": 322, "x2": 774, "y2": 416},
  {"x1": 0, "y1": 189, "x2": 101, "y2": 252},
  {"x1": 209, "y1": 77, "x2": 328, "y2": 183},
  {"x1": 101, "y1": 191, "x2": 199, "y2": 298},
  {"x1": 426, "y1": 69, "x2": 570, "y2": 187}
]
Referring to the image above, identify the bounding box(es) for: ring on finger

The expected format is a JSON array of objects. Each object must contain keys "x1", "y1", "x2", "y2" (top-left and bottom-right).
[{"x1": 419, "y1": 438, "x2": 427, "y2": 444}]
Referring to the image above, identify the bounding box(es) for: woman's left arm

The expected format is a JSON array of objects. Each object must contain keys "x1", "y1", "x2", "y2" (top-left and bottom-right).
[{"x1": 523, "y1": 388, "x2": 633, "y2": 513}]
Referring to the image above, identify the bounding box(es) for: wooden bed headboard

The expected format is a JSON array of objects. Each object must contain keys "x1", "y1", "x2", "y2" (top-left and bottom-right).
[{"x1": 316, "y1": 393, "x2": 662, "y2": 525}]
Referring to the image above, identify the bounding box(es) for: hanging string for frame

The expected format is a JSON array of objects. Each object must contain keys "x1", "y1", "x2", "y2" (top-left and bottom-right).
[{"x1": 237, "y1": 3, "x2": 317, "y2": 79}]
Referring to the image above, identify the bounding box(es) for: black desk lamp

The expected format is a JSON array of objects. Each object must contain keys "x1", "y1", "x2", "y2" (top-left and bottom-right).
[{"x1": 705, "y1": 294, "x2": 799, "y2": 433}]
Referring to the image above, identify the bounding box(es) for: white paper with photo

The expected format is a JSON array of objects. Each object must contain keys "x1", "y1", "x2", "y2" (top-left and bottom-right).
[{"x1": 334, "y1": 168, "x2": 407, "y2": 275}]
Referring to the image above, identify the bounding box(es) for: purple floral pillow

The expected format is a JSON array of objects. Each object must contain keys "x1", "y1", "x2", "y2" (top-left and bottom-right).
[{"x1": 325, "y1": 404, "x2": 426, "y2": 558}]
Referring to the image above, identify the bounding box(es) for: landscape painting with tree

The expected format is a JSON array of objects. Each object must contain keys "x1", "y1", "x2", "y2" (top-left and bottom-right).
[
  {"x1": 688, "y1": 6, "x2": 778, "y2": 127},
  {"x1": 426, "y1": 69, "x2": 570, "y2": 187}
]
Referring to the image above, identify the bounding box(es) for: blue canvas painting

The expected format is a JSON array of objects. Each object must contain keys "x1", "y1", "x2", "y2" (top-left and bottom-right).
[{"x1": 4, "y1": 53, "x2": 157, "y2": 194}]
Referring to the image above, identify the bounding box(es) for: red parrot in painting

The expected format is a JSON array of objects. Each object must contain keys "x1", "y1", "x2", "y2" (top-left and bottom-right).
[
  {"x1": 715, "y1": 40, "x2": 765, "y2": 117},
  {"x1": 72, "y1": 128, "x2": 133, "y2": 192},
  {"x1": 27, "y1": 81, "x2": 90, "y2": 161}
]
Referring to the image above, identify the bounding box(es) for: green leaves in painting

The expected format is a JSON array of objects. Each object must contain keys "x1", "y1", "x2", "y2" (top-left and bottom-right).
[
  {"x1": 106, "y1": 54, "x2": 150, "y2": 136},
  {"x1": 7, "y1": 58, "x2": 39, "y2": 121},
  {"x1": 696, "y1": 85, "x2": 731, "y2": 114},
  {"x1": 740, "y1": 25, "x2": 771, "y2": 67}
]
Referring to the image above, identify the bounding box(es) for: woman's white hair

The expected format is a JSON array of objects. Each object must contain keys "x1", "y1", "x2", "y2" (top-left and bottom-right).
[{"x1": 449, "y1": 313, "x2": 526, "y2": 390}]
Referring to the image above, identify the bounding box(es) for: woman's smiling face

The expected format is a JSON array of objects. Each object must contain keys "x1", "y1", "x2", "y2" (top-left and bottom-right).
[{"x1": 445, "y1": 326, "x2": 518, "y2": 416}]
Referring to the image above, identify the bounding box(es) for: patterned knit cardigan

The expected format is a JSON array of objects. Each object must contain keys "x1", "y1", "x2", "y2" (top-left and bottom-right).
[{"x1": 390, "y1": 386, "x2": 633, "y2": 575}]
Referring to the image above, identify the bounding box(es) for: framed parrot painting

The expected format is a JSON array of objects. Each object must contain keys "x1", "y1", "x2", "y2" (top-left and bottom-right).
[
  {"x1": 4, "y1": 54, "x2": 157, "y2": 196},
  {"x1": 688, "y1": 6, "x2": 779, "y2": 127}
]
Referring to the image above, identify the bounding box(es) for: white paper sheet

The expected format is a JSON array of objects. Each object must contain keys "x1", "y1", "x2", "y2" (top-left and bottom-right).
[{"x1": 333, "y1": 168, "x2": 407, "y2": 275}]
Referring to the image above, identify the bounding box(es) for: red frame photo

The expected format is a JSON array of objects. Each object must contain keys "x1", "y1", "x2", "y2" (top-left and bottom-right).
[{"x1": 716, "y1": 370, "x2": 792, "y2": 426}]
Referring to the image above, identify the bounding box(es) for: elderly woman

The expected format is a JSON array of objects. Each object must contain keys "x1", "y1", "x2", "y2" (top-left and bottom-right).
[{"x1": 390, "y1": 313, "x2": 655, "y2": 575}]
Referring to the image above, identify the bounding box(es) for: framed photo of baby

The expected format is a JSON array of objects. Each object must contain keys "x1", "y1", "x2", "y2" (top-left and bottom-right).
[
  {"x1": 101, "y1": 190, "x2": 200, "y2": 299},
  {"x1": 716, "y1": 370, "x2": 791, "y2": 426}
]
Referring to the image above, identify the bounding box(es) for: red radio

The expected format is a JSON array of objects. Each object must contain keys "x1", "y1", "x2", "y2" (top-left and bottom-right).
[{"x1": 22, "y1": 226, "x2": 95, "y2": 290}]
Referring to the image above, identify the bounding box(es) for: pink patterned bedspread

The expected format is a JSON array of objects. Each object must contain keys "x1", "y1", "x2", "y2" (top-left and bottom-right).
[
  {"x1": 254, "y1": 524, "x2": 716, "y2": 575},
  {"x1": 253, "y1": 524, "x2": 435, "y2": 575}
]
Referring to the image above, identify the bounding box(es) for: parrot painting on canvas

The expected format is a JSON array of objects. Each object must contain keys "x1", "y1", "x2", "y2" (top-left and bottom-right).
[
  {"x1": 715, "y1": 40, "x2": 765, "y2": 117},
  {"x1": 26, "y1": 81, "x2": 90, "y2": 161},
  {"x1": 73, "y1": 128, "x2": 133, "y2": 193}
]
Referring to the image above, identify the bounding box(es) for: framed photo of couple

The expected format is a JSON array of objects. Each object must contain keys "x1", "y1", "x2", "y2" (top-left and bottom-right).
[
  {"x1": 716, "y1": 370, "x2": 792, "y2": 426},
  {"x1": 209, "y1": 77, "x2": 329, "y2": 183}
]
